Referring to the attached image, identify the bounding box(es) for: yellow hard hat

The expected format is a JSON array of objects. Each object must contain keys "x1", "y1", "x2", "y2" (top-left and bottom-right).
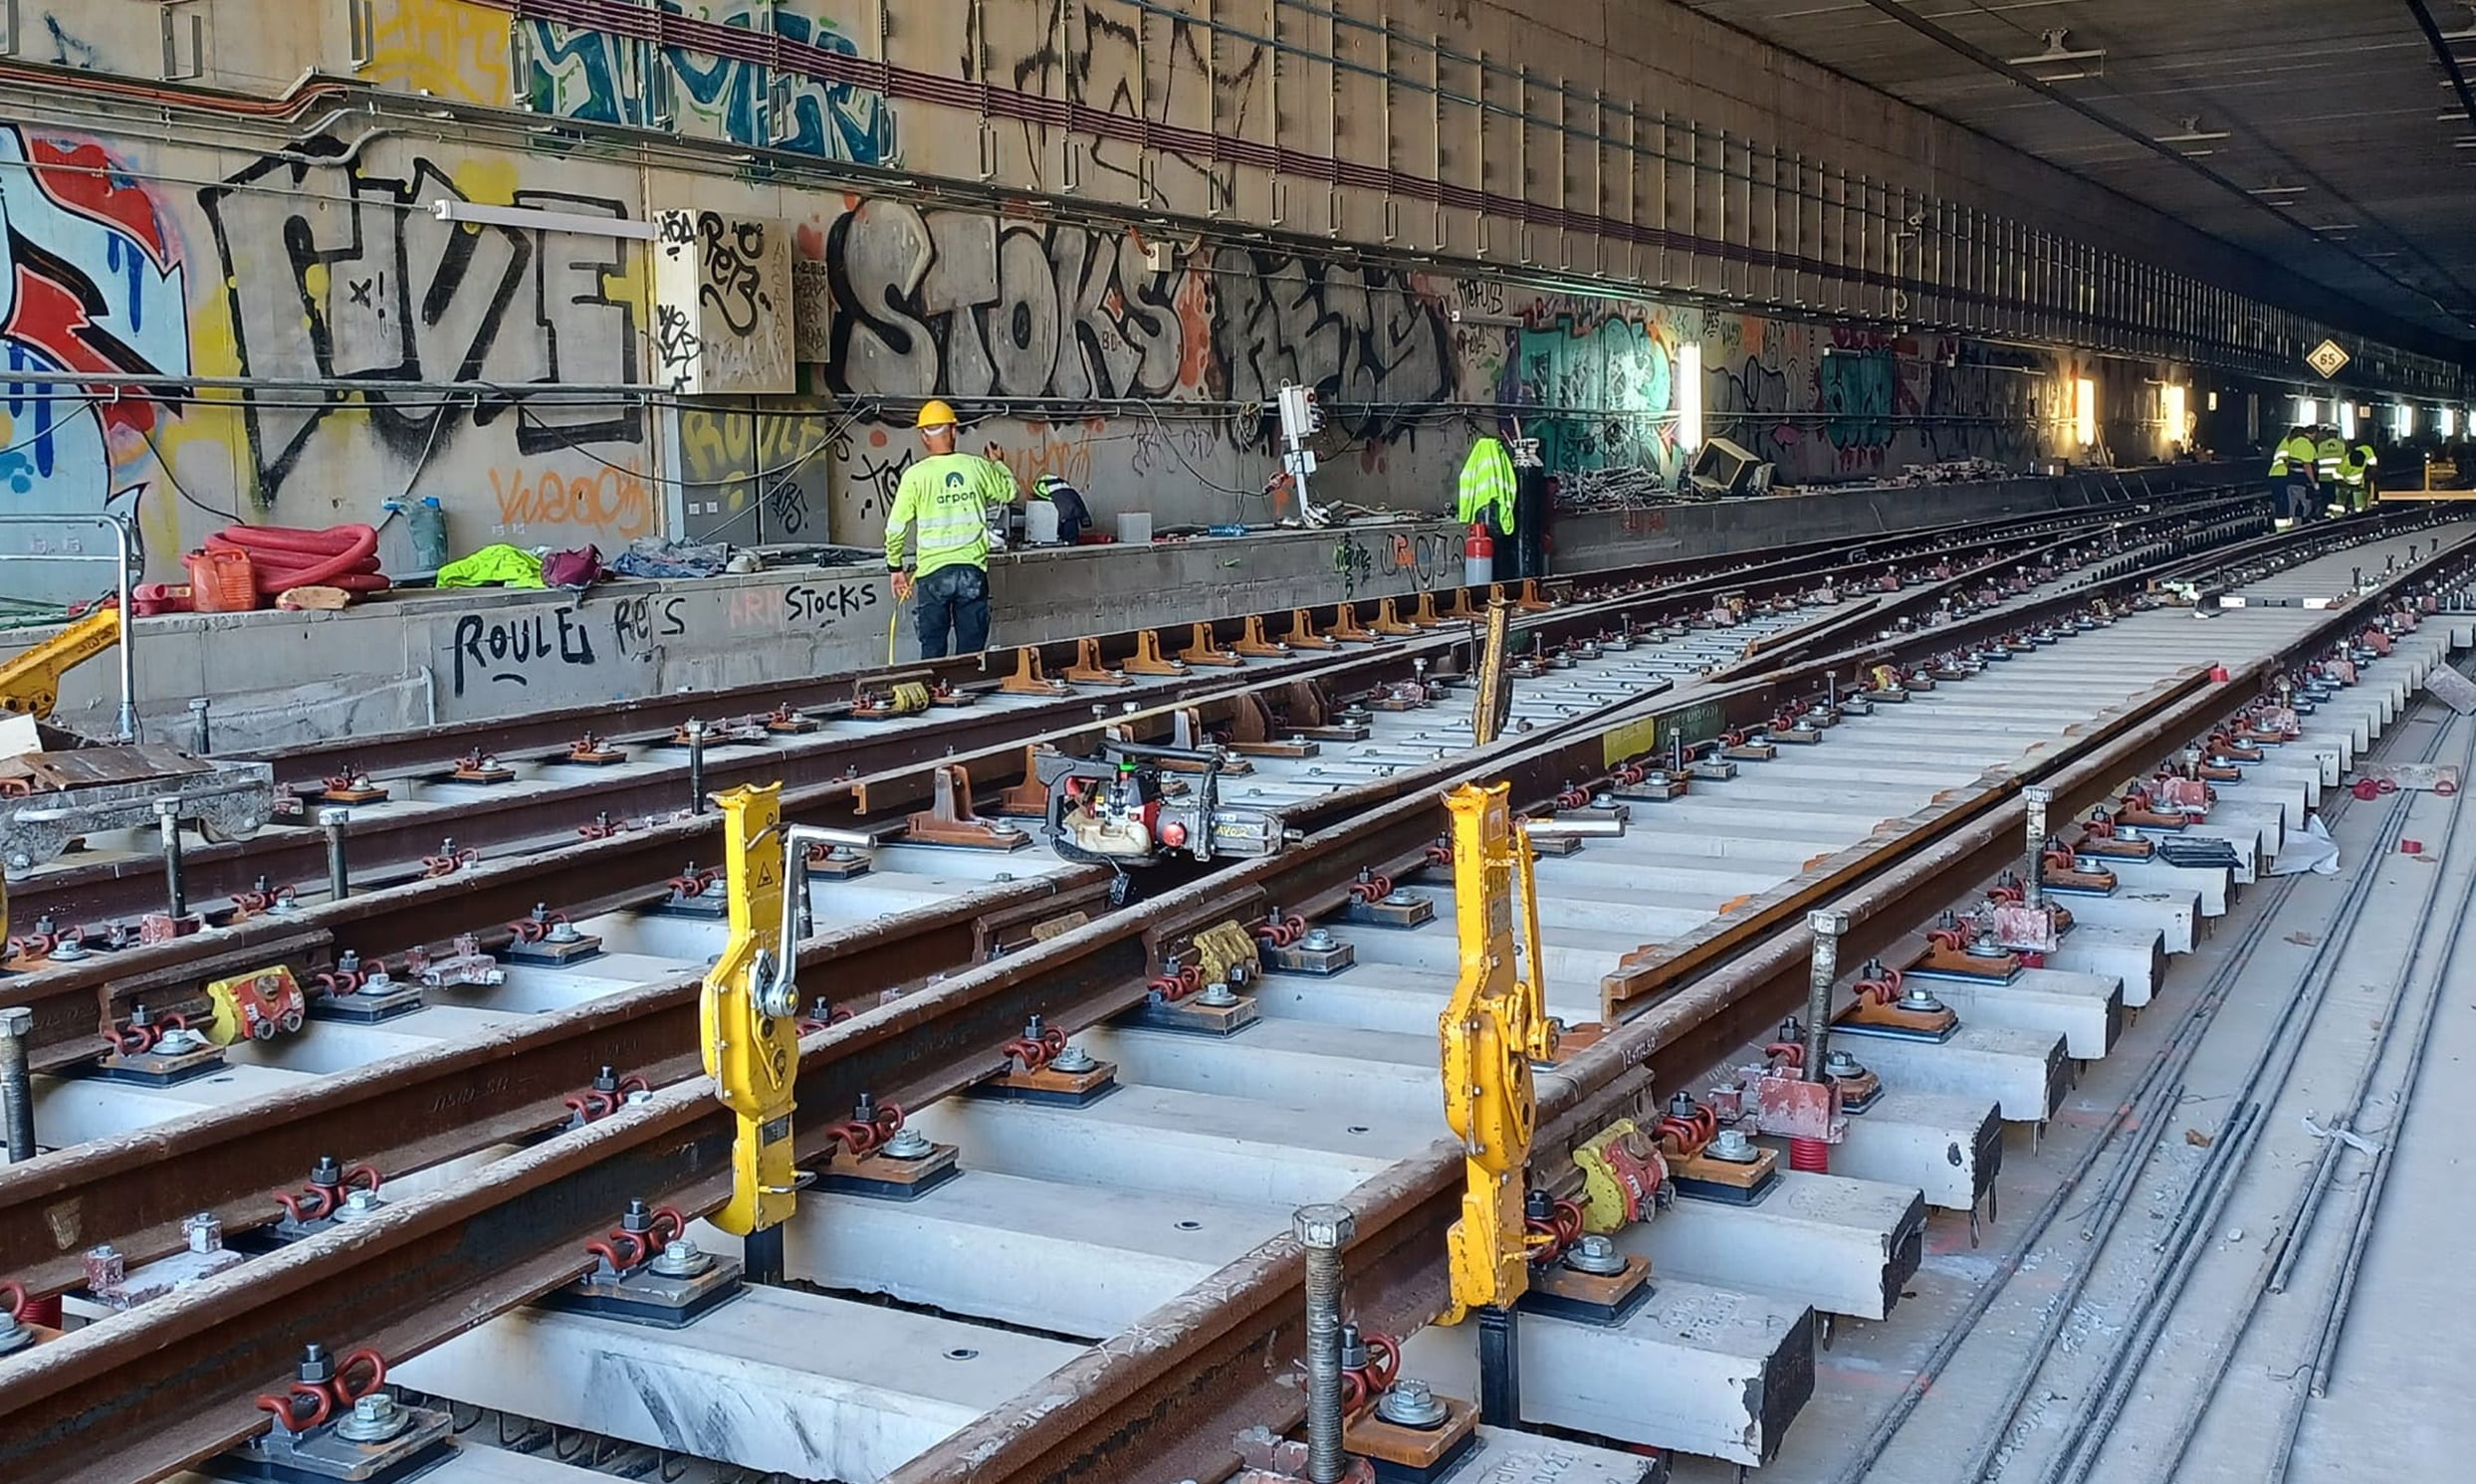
[{"x1": 916, "y1": 399, "x2": 960, "y2": 430}]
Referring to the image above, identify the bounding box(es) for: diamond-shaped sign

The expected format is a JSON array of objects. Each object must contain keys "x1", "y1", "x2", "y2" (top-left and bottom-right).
[{"x1": 2307, "y1": 338, "x2": 2352, "y2": 379}]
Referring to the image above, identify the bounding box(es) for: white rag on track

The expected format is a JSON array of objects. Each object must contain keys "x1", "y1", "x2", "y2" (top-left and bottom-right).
[{"x1": 2270, "y1": 813, "x2": 2341, "y2": 877}]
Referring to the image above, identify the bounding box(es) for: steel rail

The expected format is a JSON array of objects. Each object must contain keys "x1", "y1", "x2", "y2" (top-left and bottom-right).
[
  {"x1": 0, "y1": 519, "x2": 2459, "y2": 1484},
  {"x1": 0, "y1": 497, "x2": 2411, "y2": 1330},
  {"x1": 0, "y1": 504, "x2": 2408, "y2": 1287},
  {"x1": 0, "y1": 498, "x2": 2279, "y2": 1063},
  {"x1": 7, "y1": 490, "x2": 2251, "y2": 929},
  {"x1": 211, "y1": 496, "x2": 2178, "y2": 785},
  {"x1": 894, "y1": 529, "x2": 2476, "y2": 1484}
]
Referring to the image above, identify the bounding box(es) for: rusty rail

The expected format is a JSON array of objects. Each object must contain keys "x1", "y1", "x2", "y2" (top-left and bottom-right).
[
  {"x1": 7, "y1": 490, "x2": 2249, "y2": 930},
  {"x1": 0, "y1": 505, "x2": 2443, "y2": 1484},
  {"x1": 0, "y1": 496, "x2": 2284, "y2": 1068},
  {"x1": 889, "y1": 527, "x2": 2476, "y2": 1484}
]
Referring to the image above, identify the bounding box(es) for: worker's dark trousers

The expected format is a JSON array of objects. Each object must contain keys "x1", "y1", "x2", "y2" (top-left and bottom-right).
[
  {"x1": 1512, "y1": 468, "x2": 1549, "y2": 580},
  {"x1": 2284, "y1": 481, "x2": 2315, "y2": 524},
  {"x1": 915, "y1": 564, "x2": 992, "y2": 658}
]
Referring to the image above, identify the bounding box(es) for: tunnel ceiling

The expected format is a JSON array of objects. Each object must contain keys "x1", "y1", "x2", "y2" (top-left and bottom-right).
[{"x1": 1680, "y1": 0, "x2": 2476, "y2": 355}]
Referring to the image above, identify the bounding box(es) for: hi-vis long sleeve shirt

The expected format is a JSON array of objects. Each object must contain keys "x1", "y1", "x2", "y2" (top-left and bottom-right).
[{"x1": 884, "y1": 453, "x2": 1016, "y2": 577}]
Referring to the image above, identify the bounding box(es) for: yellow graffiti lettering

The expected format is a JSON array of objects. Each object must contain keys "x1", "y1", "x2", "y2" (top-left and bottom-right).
[{"x1": 364, "y1": 0, "x2": 513, "y2": 106}]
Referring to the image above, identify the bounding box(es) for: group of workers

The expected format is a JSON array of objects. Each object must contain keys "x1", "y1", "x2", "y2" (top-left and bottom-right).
[
  {"x1": 2269, "y1": 424, "x2": 2380, "y2": 527},
  {"x1": 886, "y1": 400, "x2": 1542, "y2": 663}
]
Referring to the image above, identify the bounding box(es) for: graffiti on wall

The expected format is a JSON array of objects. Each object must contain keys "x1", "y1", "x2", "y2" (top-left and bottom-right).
[
  {"x1": 653, "y1": 209, "x2": 793, "y2": 395},
  {"x1": 199, "y1": 135, "x2": 645, "y2": 504},
  {"x1": 522, "y1": 3, "x2": 891, "y2": 166},
  {"x1": 818, "y1": 198, "x2": 1454, "y2": 440},
  {"x1": 0, "y1": 126, "x2": 190, "y2": 512},
  {"x1": 365, "y1": 0, "x2": 513, "y2": 104},
  {"x1": 1511, "y1": 306, "x2": 1676, "y2": 478},
  {"x1": 968, "y1": 0, "x2": 1267, "y2": 216},
  {"x1": 1820, "y1": 349, "x2": 1895, "y2": 466},
  {"x1": 486, "y1": 459, "x2": 658, "y2": 543},
  {"x1": 675, "y1": 406, "x2": 836, "y2": 539},
  {"x1": 822, "y1": 200, "x2": 1193, "y2": 403}
]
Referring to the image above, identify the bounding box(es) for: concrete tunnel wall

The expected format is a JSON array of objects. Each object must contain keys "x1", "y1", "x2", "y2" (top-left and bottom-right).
[{"x1": 0, "y1": 2, "x2": 2452, "y2": 611}]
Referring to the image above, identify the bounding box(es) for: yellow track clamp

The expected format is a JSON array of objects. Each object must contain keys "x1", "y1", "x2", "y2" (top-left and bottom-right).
[
  {"x1": 1189, "y1": 921, "x2": 1260, "y2": 985},
  {"x1": 1572, "y1": 1119, "x2": 1667, "y2": 1235},
  {"x1": 203, "y1": 966, "x2": 309, "y2": 1045},
  {"x1": 886, "y1": 681, "x2": 934, "y2": 715},
  {"x1": 701, "y1": 781, "x2": 801, "y2": 1237}
]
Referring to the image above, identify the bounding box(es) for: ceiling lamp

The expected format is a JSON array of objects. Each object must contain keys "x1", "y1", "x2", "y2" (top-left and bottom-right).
[
  {"x1": 2157, "y1": 116, "x2": 2229, "y2": 156},
  {"x1": 2007, "y1": 29, "x2": 2105, "y2": 82}
]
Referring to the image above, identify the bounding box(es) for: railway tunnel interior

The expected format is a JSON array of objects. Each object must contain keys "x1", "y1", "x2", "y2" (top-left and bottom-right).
[{"x1": 1, "y1": 4, "x2": 2475, "y2": 1484}]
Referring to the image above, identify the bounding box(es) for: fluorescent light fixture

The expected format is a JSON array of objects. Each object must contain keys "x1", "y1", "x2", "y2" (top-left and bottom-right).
[
  {"x1": 1677, "y1": 342, "x2": 1704, "y2": 454},
  {"x1": 2162, "y1": 384, "x2": 2187, "y2": 445},
  {"x1": 2340, "y1": 401, "x2": 2357, "y2": 440},
  {"x1": 2394, "y1": 403, "x2": 2416, "y2": 437},
  {"x1": 2157, "y1": 116, "x2": 2229, "y2": 146},
  {"x1": 2007, "y1": 29, "x2": 2104, "y2": 78},
  {"x1": 431, "y1": 199, "x2": 659, "y2": 241},
  {"x1": 2208, "y1": 390, "x2": 2220, "y2": 412},
  {"x1": 2443, "y1": 407, "x2": 2460, "y2": 438},
  {"x1": 2297, "y1": 398, "x2": 2321, "y2": 425},
  {"x1": 2075, "y1": 378, "x2": 2097, "y2": 448},
  {"x1": 2247, "y1": 183, "x2": 2309, "y2": 197}
]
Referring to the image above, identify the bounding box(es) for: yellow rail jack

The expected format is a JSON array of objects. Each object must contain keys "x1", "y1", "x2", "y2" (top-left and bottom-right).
[
  {"x1": 702, "y1": 783, "x2": 801, "y2": 1279},
  {"x1": 1438, "y1": 781, "x2": 1559, "y2": 1425},
  {"x1": 700, "y1": 782, "x2": 879, "y2": 1282}
]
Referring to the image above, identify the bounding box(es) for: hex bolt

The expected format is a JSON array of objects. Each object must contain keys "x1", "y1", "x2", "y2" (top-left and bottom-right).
[
  {"x1": 1804, "y1": 910, "x2": 1848, "y2": 1082},
  {"x1": 335, "y1": 1390, "x2": 409, "y2": 1444},
  {"x1": 2022, "y1": 784, "x2": 2054, "y2": 911},
  {"x1": 0, "y1": 1006, "x2": 34, "y2": 1164},
  {"x1": 155, "y1": 798, "x2": 186, "y2": 919},
  {"x1": 187, "y1": 697, "x2": 212, "y2": 754},
  {"x1": 296, "y1": 1343, "x2": 336, "y2": 1385},
  {"x1": 321, "y1": 808, "x2": 352, "y2": 902},
  {"x1": 1292, "y1": 1203, "x2": 1356, "y2": 1484},
  {"x1": 686, "y1": 720, "x2": 709, "y2": 816}
]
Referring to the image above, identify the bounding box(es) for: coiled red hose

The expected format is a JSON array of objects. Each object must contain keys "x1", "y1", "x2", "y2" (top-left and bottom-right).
[{"x1": 206, "y1": 525, "x2": 391, "y2": 595}]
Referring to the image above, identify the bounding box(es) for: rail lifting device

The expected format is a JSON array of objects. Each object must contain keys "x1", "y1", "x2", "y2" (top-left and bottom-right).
[
  {"x1": 1437, "y1": 780, "x2": 1559, "y2": 1424},
  {"x1": 700, "y1": 784, "x2": 876, "y2": 1280}
]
